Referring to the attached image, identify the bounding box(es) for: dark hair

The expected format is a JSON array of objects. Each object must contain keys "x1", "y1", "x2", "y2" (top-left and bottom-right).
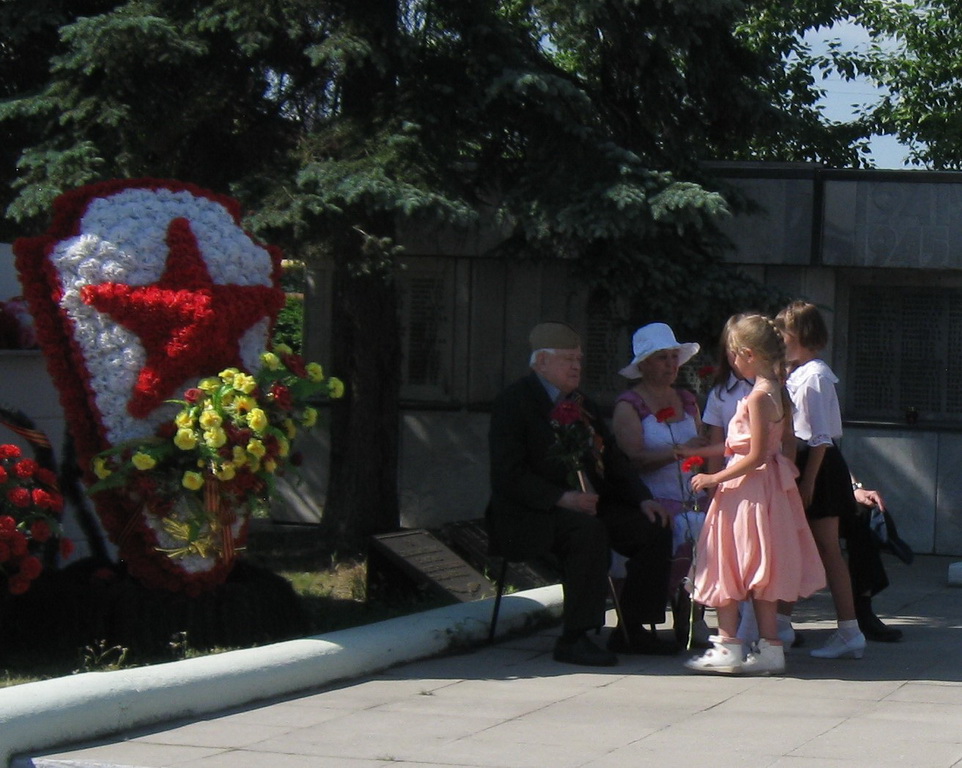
[
  {"x1": 775, "y1": 300, "x2": 828, "y2": 352},
  {"x1": 710, "y1": 313, "x2": 745, "y2": 391}
]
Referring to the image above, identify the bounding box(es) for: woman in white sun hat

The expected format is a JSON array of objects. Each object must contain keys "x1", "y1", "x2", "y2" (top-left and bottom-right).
[{"x1": 612, "y1": 322, "x2": 710, "y2": 648}]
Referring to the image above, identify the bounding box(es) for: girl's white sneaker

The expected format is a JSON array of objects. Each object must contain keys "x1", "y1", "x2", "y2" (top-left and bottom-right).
[
  {"x1": 742, "y1": 639, "x2": 786, "y2": 675},
  {"x1": 684, "y1": 635, "x2": 744, "y2": 675}
]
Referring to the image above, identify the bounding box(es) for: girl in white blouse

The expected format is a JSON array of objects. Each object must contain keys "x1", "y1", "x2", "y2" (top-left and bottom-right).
[{"x1": 777, "y1": 301, "x2": 867, "y2": 660}]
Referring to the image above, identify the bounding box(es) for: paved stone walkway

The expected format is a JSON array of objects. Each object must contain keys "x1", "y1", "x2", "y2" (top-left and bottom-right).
[{"x1": 16, "y1": 554, "x2": 962, "y2": 768}]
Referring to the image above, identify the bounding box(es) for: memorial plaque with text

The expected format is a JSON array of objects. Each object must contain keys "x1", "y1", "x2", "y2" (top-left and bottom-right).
[{"x1": 368, "y1": 529, "x2": 497, "y2": 603}]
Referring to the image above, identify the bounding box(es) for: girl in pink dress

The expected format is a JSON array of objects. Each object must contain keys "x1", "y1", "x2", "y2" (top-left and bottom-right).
[{"x1": 682, "y1": 315, "x2": 825, "y2": 675}]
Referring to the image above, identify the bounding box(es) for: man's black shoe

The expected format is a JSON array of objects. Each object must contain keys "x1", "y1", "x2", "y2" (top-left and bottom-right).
[
  {"x1": 606, "y1": 627, "x2": 678, "y2": 656},
  {"x1": 857, "y1": 610, "x2": 903, "y2": 642},
  {"x1": 553, "y1": 635, "x2": 618, "y2": 667}
]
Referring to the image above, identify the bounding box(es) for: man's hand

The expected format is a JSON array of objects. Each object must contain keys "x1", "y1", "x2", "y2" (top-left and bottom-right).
[
  {"x1": 559, "y1": 490, "x2": 599, "y2": 516},
  {"x1": 641, "y1": 499, "x2": 671, "y2": 527}
]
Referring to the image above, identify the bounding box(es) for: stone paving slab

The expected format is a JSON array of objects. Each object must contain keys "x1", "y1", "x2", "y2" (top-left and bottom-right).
[{"x1": 15, "y1": 554, "x2": 962, "y2": 768}]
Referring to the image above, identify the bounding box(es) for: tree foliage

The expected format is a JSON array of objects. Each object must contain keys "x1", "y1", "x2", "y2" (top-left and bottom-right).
[{"x1": 852, "y1": 0, "x2": 962, "y2": 170}]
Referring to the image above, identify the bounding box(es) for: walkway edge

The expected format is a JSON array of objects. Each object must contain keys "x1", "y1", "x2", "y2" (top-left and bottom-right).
[{"x1": 1, "y1": 585, "x2": 563, "y2": 768}]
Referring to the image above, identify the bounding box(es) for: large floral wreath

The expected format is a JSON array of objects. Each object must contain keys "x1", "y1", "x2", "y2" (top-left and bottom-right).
[{"x1": 14, "y1": 178, "x2": 329, "y2": 594}]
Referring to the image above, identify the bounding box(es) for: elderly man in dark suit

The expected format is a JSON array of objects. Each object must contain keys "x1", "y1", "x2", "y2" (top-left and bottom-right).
[{"x1": 486, "y1": 321, "x2": 676, "y2": 666}]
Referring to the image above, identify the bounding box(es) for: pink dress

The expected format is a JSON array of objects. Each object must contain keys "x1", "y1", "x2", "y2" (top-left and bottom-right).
[{"x1": 691, "y1": 396, "x2": 825, "y2": 607}]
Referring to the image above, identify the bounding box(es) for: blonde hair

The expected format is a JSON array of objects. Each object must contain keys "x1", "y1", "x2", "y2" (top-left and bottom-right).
[{"x1": 727, "y1": 314, "x2": 788, "y2": 384}]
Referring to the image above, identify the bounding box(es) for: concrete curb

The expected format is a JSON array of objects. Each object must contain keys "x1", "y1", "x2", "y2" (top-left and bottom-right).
[{"x1": 1, "y1": 585, "x2": 563, "y2": 768}]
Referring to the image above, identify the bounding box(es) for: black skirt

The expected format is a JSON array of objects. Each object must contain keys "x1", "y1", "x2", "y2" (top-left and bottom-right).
[{"x1": 795, "y1": 443, "x2": 859, "y2": 520}]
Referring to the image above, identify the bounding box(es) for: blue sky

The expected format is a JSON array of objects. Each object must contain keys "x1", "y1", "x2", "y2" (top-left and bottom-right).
[{"x1": 807, "y1": 22, "x2": 909, "y2": 169}]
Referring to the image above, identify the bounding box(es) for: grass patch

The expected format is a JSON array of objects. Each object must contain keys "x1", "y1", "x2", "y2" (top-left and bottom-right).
[{"x1": 0, "y1": 551, "x2": 449, "y2": 689}]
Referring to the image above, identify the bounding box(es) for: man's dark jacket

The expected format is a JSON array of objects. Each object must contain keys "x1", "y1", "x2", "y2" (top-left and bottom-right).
[{"x1": 486, "y1": 372, "x2": 652, "y2": 560}]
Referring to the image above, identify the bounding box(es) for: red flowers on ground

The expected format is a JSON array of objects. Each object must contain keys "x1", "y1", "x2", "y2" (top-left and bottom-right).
[{"x1": 0, "y1": 445, "x2": 70, "y2": 595}]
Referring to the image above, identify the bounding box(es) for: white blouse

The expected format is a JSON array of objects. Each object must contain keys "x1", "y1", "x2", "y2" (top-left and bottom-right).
[
  {"x1": 786, "y1": 359, "x2": 843, "y2": 446},
  {"x1": 702, "y1": 374, "x2": 753, "y2": 431}
]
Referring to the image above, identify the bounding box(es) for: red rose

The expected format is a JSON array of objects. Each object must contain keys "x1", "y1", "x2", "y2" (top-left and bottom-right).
[
  {"x1": 655, "y1": 407, "x2": 676, "y2": 423},
  {"x1": 184, "y1": 387, "x2": 204, "y2": 404},
  {"x1": 681, "y1": 456, "x2": 705, "y2": 474},
  {"x1": 550, "y1": 400, "x2": 582, "y2": 426}
]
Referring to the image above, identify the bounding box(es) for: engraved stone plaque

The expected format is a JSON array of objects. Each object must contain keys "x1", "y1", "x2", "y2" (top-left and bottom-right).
[{"x1": 367, "y1": 529, "x2": 497, "y2": 603}]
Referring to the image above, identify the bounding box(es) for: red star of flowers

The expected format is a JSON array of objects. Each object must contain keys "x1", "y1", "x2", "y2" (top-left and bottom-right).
[{"x1": 81, "y1": 217, "x2": 285, "y2": 418}]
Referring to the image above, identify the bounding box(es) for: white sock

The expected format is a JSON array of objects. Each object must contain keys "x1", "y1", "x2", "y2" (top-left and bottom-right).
[{"x1": 838, "y1": 619, "x2": 861, "y2": 640}]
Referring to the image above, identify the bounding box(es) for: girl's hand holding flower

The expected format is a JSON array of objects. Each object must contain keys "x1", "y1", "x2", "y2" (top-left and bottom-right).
[{"x1": 690, "y1": 472, "x2": 718, "y2": 494}]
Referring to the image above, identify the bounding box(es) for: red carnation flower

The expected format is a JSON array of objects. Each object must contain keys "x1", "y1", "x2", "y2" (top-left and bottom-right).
[
  {"x1": 10, "y1": 531, "x2": 28, "y2": 556},
  {"x1": 30, "y1": 519, "x2": 52, "y2": 543},
  {"x1": 13, "y1": 459, "x2": 38, "y2": 479},
  {"x1": 32, "y1": 488, "x2": 53, "y2": 508},
  {"x1": 269, "y1": 383, "x2": 293, "y2": 411},
  {"x1": 35, "y1": 467, "x2": 58, "y2": 488},
  {"x1": 0, "y1": 466, "x2": 7, "y2": 484},
  {"x1": 281, "y1": 353, "x2": 307, "y2": 377},
  {"x1": 655, "y1": 407, "x2": 676, "y2": 423},
  {"x1": 0, "y1": 515, "x2": 15, "y2": 534},
  {"x1": 18, "y1": 555, "x2": 42, "y2": 580},
  {"x1": 681, "y1": 456, "x2": 705, "y2": 474},
  {"x1": 7, "y1": 487, "x2": 31, "y2": 508},
  {"x1": 0, "y1": 444, "x2": 22, "y2": 459}
]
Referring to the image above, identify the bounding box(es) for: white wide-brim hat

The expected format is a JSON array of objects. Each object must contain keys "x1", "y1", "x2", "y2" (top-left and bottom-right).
[{"x1": 618, "y1": 322, "x2": 699, "y2": 379}]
